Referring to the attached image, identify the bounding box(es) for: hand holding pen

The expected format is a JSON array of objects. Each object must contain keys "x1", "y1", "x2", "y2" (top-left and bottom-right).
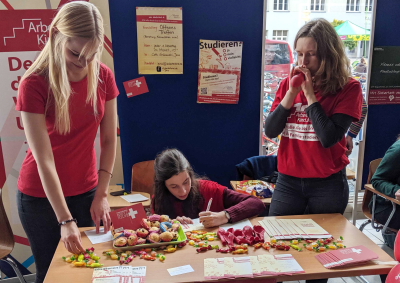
[{"x1": 199, "y1": 198, "x2": 229, "y2": 228}]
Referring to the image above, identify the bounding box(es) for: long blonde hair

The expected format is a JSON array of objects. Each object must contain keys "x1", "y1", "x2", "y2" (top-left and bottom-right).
[
  {"x1": 21, "y1": 1, "x2": 104, "y2": 134},
  {"x1": 294, "y1": 18, "x2": 351, "y2": 96}
]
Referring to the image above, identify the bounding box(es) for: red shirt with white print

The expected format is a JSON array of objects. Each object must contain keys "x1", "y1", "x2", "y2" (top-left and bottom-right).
[{"x1": 270, "y1": 77, "x2": 362, "y2": 178}]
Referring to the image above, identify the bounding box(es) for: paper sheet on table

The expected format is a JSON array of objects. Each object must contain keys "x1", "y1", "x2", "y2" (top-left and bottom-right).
[
  {"x1": 92, "y1": 266, "x2": 133, "y2": 283},
  {"x1": 183, "y1": 218, "x2": 205, "y2": 232},
  {"x1": 204, "y1": 258, "x2": 226, "y2": 280},
  {"x1": 120, "y1": 194, "x2": 149, "y2": 203},
  {"x1": 219, "y1": 218, "x2": 253, "y2": 230},
  {"x1": 84, "y1": 228, "x2": 113, "y2": 244},
  {"x1": 167, "y1": 265, "x2": 194, "y2": 276}
]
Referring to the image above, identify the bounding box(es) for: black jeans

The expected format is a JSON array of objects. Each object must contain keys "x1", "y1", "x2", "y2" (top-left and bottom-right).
[
  {"x1": 17, "y1": 188, "x2": 96, "y2": 283},
  {"x1": 269, "y1": 168, "x2": 349, "y2": 216}
]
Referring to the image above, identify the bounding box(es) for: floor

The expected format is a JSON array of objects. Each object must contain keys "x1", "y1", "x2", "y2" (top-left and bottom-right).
[{"x1": 283, "y1": 219, "x2": 395, "y2": 283}]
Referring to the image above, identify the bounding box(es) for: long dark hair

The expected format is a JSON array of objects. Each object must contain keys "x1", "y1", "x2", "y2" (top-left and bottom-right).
[
  {"x1": 294, "y1": 18, "x2": 351, "y2": 96},
  {"x1": 153, "y1": 148, "x2": 204, "y2": 219}
]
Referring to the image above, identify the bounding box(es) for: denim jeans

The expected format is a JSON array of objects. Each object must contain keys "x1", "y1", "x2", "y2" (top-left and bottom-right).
[
  {"x1": 269, "y1": 168, "x2": 349, "y2": 216},
  {"x1": 374, "y1": 206, "x2": 400, "y2": 249},
  {"x1": 17, "y1": 188, "x2": 96, "y2": 283}
]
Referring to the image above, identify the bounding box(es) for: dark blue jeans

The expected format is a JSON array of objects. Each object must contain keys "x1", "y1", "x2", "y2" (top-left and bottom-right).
[
  {"x1": 269, "y1": 168, "x2": 349, "y2": 216},
  {"x1": 17, "y1": 188, "x2": 96, "y2": 283}
]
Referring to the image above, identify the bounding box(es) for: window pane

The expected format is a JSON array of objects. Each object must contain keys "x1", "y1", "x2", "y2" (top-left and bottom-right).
[
  {"x1": 274, "y1": 0, "x2": 277, "y2": 10},
  {"x1": 311, "y1": 0, "x2": 314, "y2": 10},
  {"x1": 284, "y1": 0, "x2": 288, "y2": 10}
]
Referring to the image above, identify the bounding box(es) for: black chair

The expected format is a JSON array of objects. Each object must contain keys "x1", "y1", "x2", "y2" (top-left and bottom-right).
[{"x1": 0, "y1": 188, "x2": 28, "y2": 282}]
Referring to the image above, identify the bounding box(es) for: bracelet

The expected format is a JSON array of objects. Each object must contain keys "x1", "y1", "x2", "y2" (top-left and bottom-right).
[
  {"x1": 98, "y1": 169, "x2": 113, "y2": 178},
  {"x1": 58, "y1": 218, "x2": 77, "y2": 226}
]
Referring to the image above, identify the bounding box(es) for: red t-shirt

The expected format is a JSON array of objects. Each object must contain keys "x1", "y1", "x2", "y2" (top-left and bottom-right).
[
  {"x1": 270, "y1": 78, "x2": 362, "y2": 178},
  {"x1": 16, "y1": 63, "x2": 119, "y2": 197}
]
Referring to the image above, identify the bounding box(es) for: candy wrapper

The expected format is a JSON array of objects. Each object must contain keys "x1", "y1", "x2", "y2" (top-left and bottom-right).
[{"x1": 236, "y1": 180, "x2": 274, "y2": 199}]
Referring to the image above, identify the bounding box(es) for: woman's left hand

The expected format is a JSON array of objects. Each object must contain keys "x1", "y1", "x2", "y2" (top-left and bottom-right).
[
  {"x1": 199, "y1": 211, "x2": 229, "y2": 228},
  {"x1": 90, "y1": 196, "x2": 111, "y2": 233}
]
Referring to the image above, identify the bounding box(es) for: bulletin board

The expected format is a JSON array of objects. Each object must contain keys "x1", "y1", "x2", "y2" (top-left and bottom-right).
[{"x1": 109, "y1": 0, "x2": 264, "y2": 191}]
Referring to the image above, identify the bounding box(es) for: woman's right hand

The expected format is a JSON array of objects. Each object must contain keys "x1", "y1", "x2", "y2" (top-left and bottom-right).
[{"x1": 61, "y1": 221, "x2": 85, "y2": 254}]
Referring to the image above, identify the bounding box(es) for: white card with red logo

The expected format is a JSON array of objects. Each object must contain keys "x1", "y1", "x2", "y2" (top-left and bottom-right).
[
  {"x1": 123, "y1": 77, "x2": 149, "y2": 98},
  {"x1": 109, "y1": 203, "x2": 147, "y2": 232}
]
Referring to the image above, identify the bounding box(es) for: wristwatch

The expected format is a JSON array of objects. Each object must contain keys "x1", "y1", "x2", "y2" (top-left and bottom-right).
[
  {"x1": 224, "y1": 211, "x2": 231, "y2": 223},
  {"x1": 58, "y1": 218, "x2": 77, "y2": 226}
]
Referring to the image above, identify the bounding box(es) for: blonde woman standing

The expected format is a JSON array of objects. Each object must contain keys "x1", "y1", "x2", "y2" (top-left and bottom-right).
[
  {"x1": 16, "y1": 2, "x2": 119, "y2": 282},
  {"x1": 265, "y1": 18, "x2": 363, "y2": 219}
]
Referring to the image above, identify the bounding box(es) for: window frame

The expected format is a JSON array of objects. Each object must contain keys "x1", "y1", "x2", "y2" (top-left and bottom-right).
[
  {"x1": 346, "y1": 0, "x2": 360, "y2": 12},
  {"x1": 365, "y1": 0, "x2": 373, "y2": 12},
  {"x1": 273, "y1": 0, "x2": 289, "y2": 11},
  {"x1": 310, "y1": 0, "x2": 326, "y2": 12},
  {"x1": 272, "y1": 30, "x2": 288, "y2": 41}
]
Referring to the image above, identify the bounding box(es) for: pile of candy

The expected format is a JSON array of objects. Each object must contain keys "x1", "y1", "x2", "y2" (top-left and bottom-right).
[
  {"x1": 302, "y1": 236, "x2": 345, "y2": 252},
  {"x1": 186, "y1": 225, "x2": 345, "y2": 255},
  {"x1": 62, "y1": 247, "x2": 103, "y2": 268},
  {"x1": 186, "y1": 231, "x2": 217, "y2": 244},
  {"x1": 252, "y1": 237, "x2": 345, "y2": 252},
  {"x1": 103, "y1": 241, "x2": 188, "y2": 263},
  {"x1": 112, "y1": 214, "x2": 183, "y2": 247},
  {"x1": 217, "y1": 244, "x2": 249, "y2": 254}
]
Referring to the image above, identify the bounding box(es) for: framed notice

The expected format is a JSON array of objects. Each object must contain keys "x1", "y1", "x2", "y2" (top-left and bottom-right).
[
  {"x1": 197, "y1": 39, "x2": 243, "y2": 104},
  {"x1": 136, "y1": 7, "x2": 183, "y2": 74},
  {"x1": 368, "y1": 46, "x2": 400, "y2": 105}
]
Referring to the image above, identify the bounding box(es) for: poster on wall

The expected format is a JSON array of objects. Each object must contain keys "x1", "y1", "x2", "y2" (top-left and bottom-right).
[
  {"x1": 197, "y1": 39, "x2": 243, "y2": 104},
  {"x1": 136, "y1": 7, "x2": 183, "y2": 74},
  {"x1": 368, "y1": 46, "x2": 400, "y2": 105}
]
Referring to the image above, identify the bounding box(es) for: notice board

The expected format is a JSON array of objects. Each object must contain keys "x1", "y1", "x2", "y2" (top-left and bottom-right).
[{"x1": 109, "y1": 0, "x2": 265, "y2": 191}]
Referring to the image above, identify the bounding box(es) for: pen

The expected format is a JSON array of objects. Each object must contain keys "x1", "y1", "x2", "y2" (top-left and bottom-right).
[{"x1": 206, "y1": 198, "x2": 213, "y2": 212}]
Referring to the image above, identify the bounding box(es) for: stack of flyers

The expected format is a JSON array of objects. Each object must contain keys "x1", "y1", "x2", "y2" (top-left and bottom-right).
[
  {"x1": 204, "y1": 254, "x2": 304, "y2": 280},
  {"x1": 92, "y1": 266, "x2": 146, "y2": 283},
  {"x1": 258, "y1": 254, "x2": 305, "y2": 275},
  {"x1": 224, "y1": 256, "x2": 253, "y2": 278},
  {"x1": 204, "y1": 258, "x2": 228, "y2": 280},
  {"x1": 259, "y1": 218, "x2": 332, "y2": 240},
  {"x1": 316, "y1": 245, "x2": 379, "y2": 269}
]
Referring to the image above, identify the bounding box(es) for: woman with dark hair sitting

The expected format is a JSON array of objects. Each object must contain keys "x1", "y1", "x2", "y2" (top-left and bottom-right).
[
  {"x1": 152, "y1": 148, "x2": 265, "y2": 228},
  {"x1": 371, "y1": 137, "x2": 400, "y2": 249}
]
